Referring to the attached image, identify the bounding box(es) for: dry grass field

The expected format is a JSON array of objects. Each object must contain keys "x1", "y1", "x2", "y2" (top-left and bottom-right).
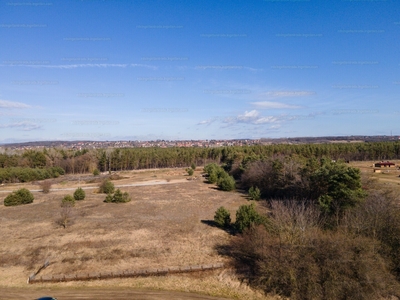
[
  {"x1": 0, "y1": 167, "x2": 274, "y2": 300},
  {"x1": 350, "y1": 160, "x2": 400, "y2": 193}
]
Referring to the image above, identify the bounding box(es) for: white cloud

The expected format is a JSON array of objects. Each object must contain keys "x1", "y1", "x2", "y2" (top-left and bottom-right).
[
  {"x1": 251, "y1": 101, "x2": 302, "y2": 109},
  {"x1": 197, "y1": 119, "x2": 215, "y2": 125},
  {"x1": 0, "y1": 121, "x2": 41, "y2": 131},
  {"x1": 224, "y1": 110, "x2": 280, "y2": 125},
  {"x1": 238, "y1": 110, "x2": 260, "y2": 120},
  {"x1": 0, "y1": 99, "x2": 30, "y2": 109}
]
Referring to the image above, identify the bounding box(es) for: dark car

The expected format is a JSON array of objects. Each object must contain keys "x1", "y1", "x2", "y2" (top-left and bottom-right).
[{"x1": 35, "y1": 297, "x2": 57, "y2": 300}]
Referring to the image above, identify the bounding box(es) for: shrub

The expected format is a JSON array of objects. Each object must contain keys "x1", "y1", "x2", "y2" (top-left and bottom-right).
[
  {"x1": 4, "y1": 188, "x2": 34, "y2": 206},
  {"x1": 204, "y1": 163, "x2": 220, "y2": 174},
  {"x1": 113, "y1": 189, "x2": 130, "y2": 203},
  {"x1": 104, "y1": 189, "x2": 130, "y2": 203},
  {"x1": 40, "y1": 180, "x2": 52, "y2": 194},
  {"x1": 342, "y1": 189, "x2": 400, "y2": 279},
  {"x1": 248, "y1": 186, "x2": 261, "y2": 200},
  {"x1": 217, "y1": 173, "x2": 236, "y2": 191},
  {"x1": 104, "y1": 193, "x2": 113, "y2": 203},
  {"x1": 0, "y1": 167, "x2": 64, "y2": 184},
  {"x1": 73, "y1": 187, "x2": 85, "y2": 201},
  {"x1": 61, "y1": 194, "x2": 75, "y2": 207},
  {"x1": 187, "y1": 168, "x2": 194, "y2": 176},
  {"x1": 50, "y1": 166, "x2": 65, "y2": 176},
  {"x1": 235, "y1": 203, "x2": 265, "y2": 233},
  {"x1": 214, "y1": 206, "x2": 231, "y2": 228},
  {"x1": 191, "y1": 163, "x2": 196, "y2": 170},
  {"x1": 208, "y1": 171, "x2": 218, "y2": 183},
  {"x1": 93, "y1": 168, "x2": 100, "y2": 176},
  {"x1": 204, "y1": 163, "x2": 224, "y2": 183},
  {"x1": 229, "y1": 226, "x2": 400, "y2": 300},
  {"x1": 99, "y1": 179, "x2": 115, "y2": 194},
  {"x1": 222, "y1": 194, "x2": 400, "y2": 299},
  {"x1": 204, "y1": 164, "x2": 235, "y2": 189}
]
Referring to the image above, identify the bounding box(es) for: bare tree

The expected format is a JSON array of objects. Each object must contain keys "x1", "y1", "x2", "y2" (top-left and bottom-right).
[
  {"x1": 57, "y1": 202, "x2": 74, "y2": 228},
  {"x1": 269, "y1": 200, "x2": 322, "y2": 245},
  {"x1": 39, "y1": 180, "x2": 52, "y2": 194}
]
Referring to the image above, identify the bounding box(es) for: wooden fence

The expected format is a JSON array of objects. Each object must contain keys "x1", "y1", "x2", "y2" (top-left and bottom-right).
[{"x1": 28, "y1": 263, "x2": 225, "y2": 284}]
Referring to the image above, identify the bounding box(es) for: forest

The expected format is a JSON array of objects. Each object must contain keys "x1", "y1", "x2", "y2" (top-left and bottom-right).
[{"x1": 0, "y1": 141, "x2": 400, "y2": 180}]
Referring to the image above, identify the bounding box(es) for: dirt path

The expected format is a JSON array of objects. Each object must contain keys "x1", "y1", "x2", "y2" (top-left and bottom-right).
[
  {"x1": 0, "y1": 179, "x2": 189, "y2": 193},
  {"x1": 0, "y1": 287, "x2": 229, "y2": 300}
]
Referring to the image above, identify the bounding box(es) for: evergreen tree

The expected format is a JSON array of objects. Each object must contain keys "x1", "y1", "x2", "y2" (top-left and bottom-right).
[{"x1": 73, "y1": 187, "x2": 86, "y2": 201}]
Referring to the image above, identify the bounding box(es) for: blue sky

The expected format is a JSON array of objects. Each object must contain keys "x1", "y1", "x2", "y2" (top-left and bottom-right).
[{"x1": 0, "y1": 0, "x2": 399, "y2": 143}]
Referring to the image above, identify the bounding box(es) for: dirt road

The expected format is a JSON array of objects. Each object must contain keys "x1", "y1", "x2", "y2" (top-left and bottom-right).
[
  {"x1": 0, "y1": 287, "x2": 229, "y2": 300},
  {"x1": 0, "y1": 179, "x2": 189, "y2": 193}
]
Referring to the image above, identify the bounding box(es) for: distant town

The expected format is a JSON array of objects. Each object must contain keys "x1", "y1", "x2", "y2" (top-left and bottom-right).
[{"x1": 0, "y1": 135, "x2": 399, "y2": 151}]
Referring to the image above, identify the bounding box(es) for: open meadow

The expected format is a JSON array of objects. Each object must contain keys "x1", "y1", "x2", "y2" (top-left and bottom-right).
[
  {"x1": 0, "y1": 167, "x2": 271, "y2": 300},
  {"x1": 2, "y1": 161, "x2": 399, "y2": 299}
]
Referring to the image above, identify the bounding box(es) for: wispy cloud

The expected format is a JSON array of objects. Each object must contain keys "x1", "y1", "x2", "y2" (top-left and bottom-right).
[
  {"x1": 130, "y1": 63, "x2": 158, "y2": 70},
  {"x1": 0, "y1": 99, "x2": 31, "y2": 109},
  {"x1": 194, "y1": 65, "x2": 262, "y2": 71},
  {"x1": 251, "y1": 101, "x2": 302, "y2": 109},
  {"x1": 262, "y1": 91, "x2": 316, "y2": 98},
  {"x1": 1, "y1": 63, "x2": 157, "y2": 70},
  {"x1": 197, "y1": 119, "x2": 215, "y2": 125},
  {"x1": 0, "y1": 121, "x2": 41, "y2": 131}
]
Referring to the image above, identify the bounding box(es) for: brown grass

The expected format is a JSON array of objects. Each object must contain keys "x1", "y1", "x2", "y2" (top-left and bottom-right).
[{"x1": 0, "y1": 167, "x2": 273, "y2": 299}]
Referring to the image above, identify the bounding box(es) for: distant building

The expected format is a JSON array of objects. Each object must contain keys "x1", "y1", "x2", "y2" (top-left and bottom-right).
[{"x1": 374, "y1": 161, "x2": 395, "y2": 168}]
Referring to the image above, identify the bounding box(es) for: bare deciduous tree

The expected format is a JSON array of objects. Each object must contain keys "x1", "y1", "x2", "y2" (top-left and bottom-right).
[
  {"x1": 39, "y1": 180, "x2": 52, "y2": 194},
  {"x1": 57, "y1": 202, "x2": 74, "y2": 229}
]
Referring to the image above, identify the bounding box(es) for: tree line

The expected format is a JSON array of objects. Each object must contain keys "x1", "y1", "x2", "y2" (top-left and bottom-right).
[{"x1": 1, "y1": 141, "x2": 400, "y2": 177}]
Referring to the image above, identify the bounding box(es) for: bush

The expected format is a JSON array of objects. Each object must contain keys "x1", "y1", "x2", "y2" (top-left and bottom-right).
[
  {"x1": 104, "y1": 193, "x2": 113, "y2": 203},
  {"x1": 99, "y1": 179, "x2": 115, "y2": 194},
  {"x1": 61, "y1": 194, "x2": 75, "y2": 207},
  {"x1": 104, "y1": 189, "x2": 130, "y2": 203},
  {"x1": 208, "y1": 171, "x2": 218, "y2": 183},
  {"x1": 187, "y1": 168, "x2": 194, "y2": 176},
  {"x1": 0, "y1": 166, "x2": 64, "y2": 184},
  {"x1": 204, "y1": 163, "x2": 224, "y2": 183},
  {"x1": 235, "y1": 203, "x2": 265, "y2": 233},
  {"x1": 40, "y1": 180, "x2": 52, "y2": 194},
  {"x1": 221, "y1": 194, "x2": 400, "y2": 299},
  {"x1": 248, "y1": 186, "x2": 261, "y2": 200},
  {"x1": 191, "y1": 163, "x2": 196, "y2": 170},
  {"x1": 93, "y1": 168, "x2": 100, "y2": 176},
  {"x1": 229, "y1": 226, "x2": 400, "y2": 300},
  {"x1": 4, "y1": 188, "x2": 34, "y2": 206},
  {"x1": 342, "y1": 189, "x2": 400, "y2": 279},
  {"x1": 204, "y1": 164, "x2": 235, "y2": 189},
  {"x1": 214, "y1": 206, "x2": 231, "y2": 228},
  {"x1": 50, "y1": 166, "x2": 65, "y2": 176},
  {"x1": 73, "y1": 187, "x2": 85, "y2": 200},
  {"x1": 217, "y1": 173, "x2": 236, "y2": 191},
  {"x1": 204, "y1": 163, "x2": 220, "y2": 174}
]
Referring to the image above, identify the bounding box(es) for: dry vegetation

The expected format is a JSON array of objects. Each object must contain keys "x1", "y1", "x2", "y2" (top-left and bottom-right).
[
  {"x1": 3, "y1": 161, "x2": 400, "y2": 299},
  {"x1": 351, "y1": 160, "x2": 400, "y2": 192},
  {"x1": 0, "y1": 167, "x2": 276, "y2": 299}
]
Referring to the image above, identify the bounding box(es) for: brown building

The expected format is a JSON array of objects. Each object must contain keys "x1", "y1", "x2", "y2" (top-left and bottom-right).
[{"x1": 374, "y1": 161, "x2": 395, "y2": 168}]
